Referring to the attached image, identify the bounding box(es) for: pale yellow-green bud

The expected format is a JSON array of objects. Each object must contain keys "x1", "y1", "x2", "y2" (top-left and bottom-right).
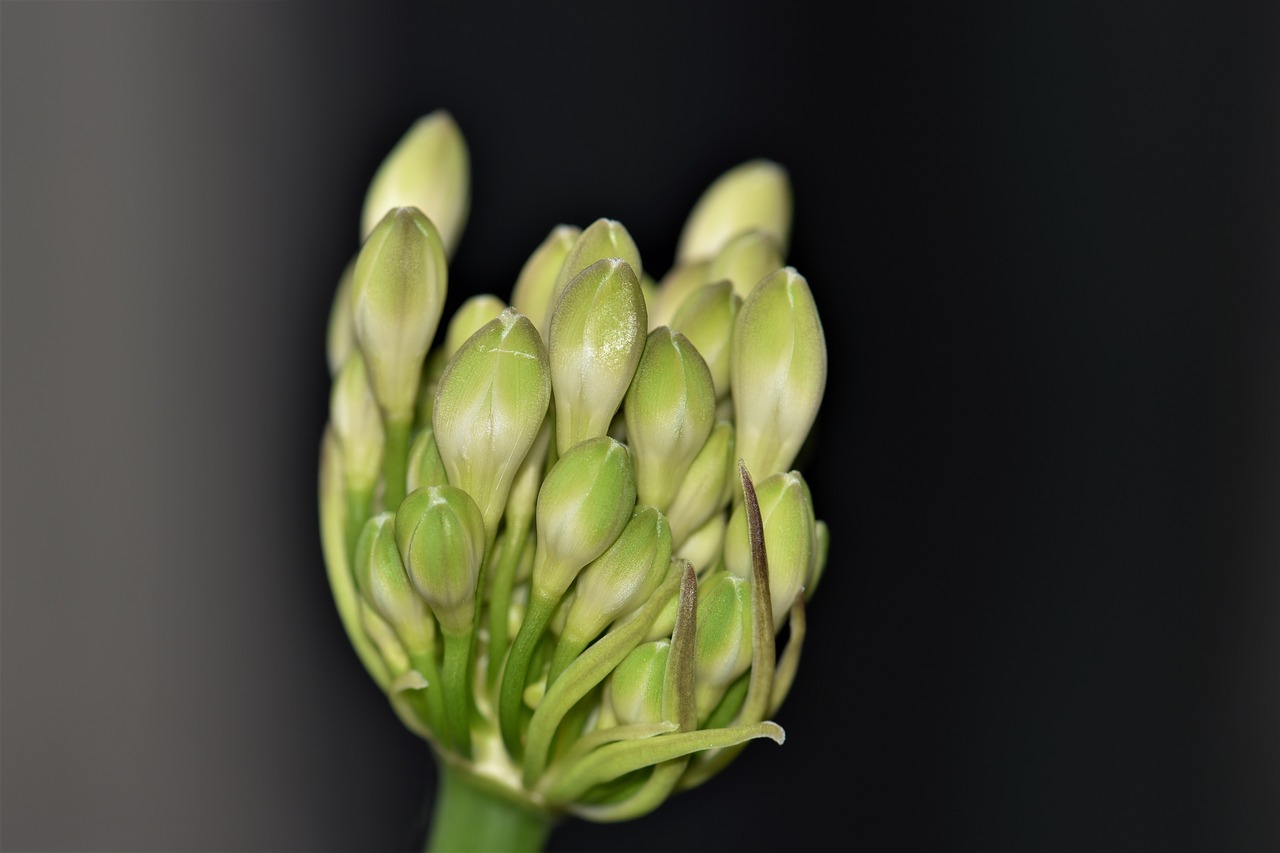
[
  {"x1": 675, "y1": 159, "x2": 792, "y2": 263},
  {"x1": 640, "y1": 272, "x2": 657, "y2": 320},
  {"x1": 510, "y1": 225, "x2": 581, "y2": 341},
  {"x1": 811, "y1": 519, "x2": 829, "y2": 595},
  {"x1": 670, "y1": 280, "x2": 741, "y2": 400},
  {"x1": 647, "y1": 260, "x2": 711, "y2": 331},
  {"x1": 548, "y1": 258, "x2": 647, "y2": 454},
  {"x1": 675, "y1": 510, "x2": 726, "y2": 577},
  {"x1": 664, "y1": 421, "x2": 734, "y2": 547},
  {"x1": 326, "y1": 255, "x2": 356, "y2": 376},
  {"x1": 329, "y1": 350, "x2": 385, "y2": 493},
  {"x1": 396, "y1": 485, "x2": 486, "y2": 636},
  {"x1": 623, "y1": 328, "x2": 715, "y2": 512},
  {"x1": 352, "y1": 207, "x2": 448, "y2": 423},
  {"x1": 730, "y1": 267, "x2": 826, "y2": 480},
  {"x1": 608, "y1": 640, "x2": 670, "y2": 726},
  {"x1": 708, "y1": 229, "x2": 784, "y2": 301},
  {"x1": 694, "y1": 571, "x2": 754, "y2": 716},
  {"x1": 532, "y1": 435, "x2": 637, "y2": 601},
  {"x1": 546, "y1": 218, "x2": 643, "y2": 333},
  {"x1": 443, "y1": 293, "x2": 506, "y2": 359},
  {"x1": 360, "y1": 110, "x2": 470, "y2": 259},
  {"x1": 724, "y1": 470, "x2": 814, "y2": 629},
  {"x1": 562, "y1": 506, "x2": 672, "y2": 645},
  {"x1": 432, "y1": 309, "x2": 551, "y2": 540},
  {"x1": 353, "y1": 513, "x2": 434, "y2": 654},
  {"x1": 406, "y1": 427, "x2": 448, "y2": 493}
]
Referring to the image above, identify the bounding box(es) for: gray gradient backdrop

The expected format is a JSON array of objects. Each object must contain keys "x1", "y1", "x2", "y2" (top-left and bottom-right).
[{"x1": 3, "y1": 2, "x2": 1279, "y2": 852}]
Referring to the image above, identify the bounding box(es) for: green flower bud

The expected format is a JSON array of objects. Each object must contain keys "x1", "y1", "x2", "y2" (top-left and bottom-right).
[
  {"x1": 511, "y1": 225, "x2": 580, "y2": 341},
  {"x1": 640, "y1": 272, "x2": 658, "y2": 320},
  {"x1": 444, "y1": 293, "x2": 507, "y2": 359},
  {"x1": 708, "y1": 229, "x2": 784, "y2": 301},
  {"x1": 361, "y1": 110, "x2": 470, "y2": 258},
  {"x1": 730, "y1": 267, "x2": 826, "y2": 480},
  {"x1": 548, "y1": 258, "x2": 647, "y2": 454},
  {"x1": 414, "y1": 346, "x2": 449, "y2": 429},
  {"x1": 664, "y1": 421, "x2": 734, "y2": 547},
  {"x1": 675, "y1": 159, "x2": 792, "y2": 263},
  {"x1": 326, "y1": 255, "x2": 356, "y2": 376},
  {"x1": 353, "y1": 513, "x2": 434, "y2": 654},
  {"x1": 329, "y1": 350, "x2": 385, "y2": 493},
  {"x1": 694, "y1": 571, "x2": 754, "y2": 716},
  {"x1": 623, "y1": 328, "x2": 715, "y2": 512},
  {"x1": 670, "y1": 280, "x2": 741, "y2": 400},
  {"x1": 724, "y1": 471, "x2": 814, "y2": 630},
  {"x1": 675, "y1": 510, "x2": 726, "y2": 577},
  {"x1": 608, "y1": 640, "x2": 670, "y2": 726},
  {"x1": 406, "y1": 427, "x2": 448, "y2": 493},
  {"x1": 811, "y1": 519, "x2": 829, "y2": 595},
  {"x1": 647, "y1": 260, "x2": 711, "y2": 330},
  {"x1": 352, "y1": 207, "x2": 448, "y2": 423},
  {"x1": 396, "y1": 485, "x2": 487, "y2": 636},
  {"x1": 433, "y1": 309, "x2": 551, "y2": 539},
  {"x1": 547, "y1": 218, "x2": 643, "y2": 332},
  {"x1": 532, "y1": 435, "x2": 637, "y2": 601}
]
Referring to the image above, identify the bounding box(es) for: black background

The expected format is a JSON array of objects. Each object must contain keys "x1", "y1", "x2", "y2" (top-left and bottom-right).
[{"x1": 2, "y1": 2, "x2": 1277, "y2": 851}]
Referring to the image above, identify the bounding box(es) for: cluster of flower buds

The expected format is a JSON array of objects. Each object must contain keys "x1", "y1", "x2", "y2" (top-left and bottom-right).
[{"x1": 319, "y1": 109, "x2": 829, "y2": 822}]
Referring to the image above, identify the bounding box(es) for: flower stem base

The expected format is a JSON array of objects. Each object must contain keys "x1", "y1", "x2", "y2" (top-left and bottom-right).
[{"x1": 424, "y1": 762, "x2": 555, "y2": 853}]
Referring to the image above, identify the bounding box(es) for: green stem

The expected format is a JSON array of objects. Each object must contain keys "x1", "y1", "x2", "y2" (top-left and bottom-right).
[
  {"x1": 410, "y1": 650, "x2": 453, "y2": 747},
  {"x1": 441, "y1": 629, "x2": 474, "y2": 757},
  {"x1": 384, "y1": 415, "x2": 412, "y2": 510},
  {"x1": 498, "y1": 592, "x2": 557, "y2": 758},
  {"x1": 424, "y1": 763, "x2": 555, "y2": 853}
]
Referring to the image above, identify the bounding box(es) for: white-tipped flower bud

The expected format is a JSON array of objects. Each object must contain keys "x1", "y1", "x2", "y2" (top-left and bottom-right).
[
  {"x1": 352, "y1": 207, "x2": 448, "y2": 423},
  {"x1": 511, "y1": 225, "x2": 581, "y2": 341},
  {"x1": 360, "y1": 110, "x2": 470, "y2": 258},
  {"x1": 406, "y1": 427, "x2": 448, "y2": 493},
  {"x1": 664, "y1": 421, "x2": 734, "y2": 547},
  {"x1": 730, "y1": 267, "x2": 826, "y2": 480},
  {"x1": 395, "y1": 485, "x2": 487, "y2": 636},
  {"x1": 546, "y1": 218, "x2": 643, "y2": 332},
  {"x1": 432, "y1": 309, "x2": 551, "y2": 539},
  {"x1": 353, "y1": 513, "x2": 434, "y2": 654},
  {"x1": 330, "y1": 350, "x2": 385, "y2": 493},
  {"x1": 675, "y1": 159, "x2": 792, "y2": 263},
  {"x1": 724, "y1": 470, "x2": 814, "y2": 629},
  {"x1": 548, "y1": 258, "x2": 647, "y2": 454},
  {"x1": 693, "y1": 571, "x2": 754, "y2": 716},
  {"x1": 670, "y1": 280, "x2": 741, "y2": 400},
  {"x1": 675, "y1": 510, "x2": 726, "y2": 578},
  {"x1": 623, "y1": 328, "x2": 716, "y2": 512},
  {"x1": 608, "y1": 640, "x2": 670, "y2": 726},
  {"x1": 647, "y1": 260, "x2": 711, "y2": 330},
  {"x1": 708, "y1": 229, "x2": 784, "y2": 300},
  {"x1": 443, "y1": 293, "x2": 507, "y2": 359}
]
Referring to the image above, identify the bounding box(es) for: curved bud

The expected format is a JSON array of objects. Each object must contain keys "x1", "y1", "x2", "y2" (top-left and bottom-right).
[
  {"x1": 675, "y1": 511, "x2": 726, "y2": 578},
  {"x1": 406, "y1": 427, "x2": 448, "y2": 493},
  {"x1": 547, "y1": 218, "x2": 643, "y2": 332},
  {"x1": 326, "y1": 255, "x2": 357, "y2": 376},
  {"x1": 352, "y1": 207, "x2": 448, "y2": 423},
  {"x1": 395, "y1": 485, "x2": 486, "y2": 636},
  {"x1": 647, "y1": 260, "x2": 711, "y2": 330},
  {"x1": 443, "y1": 293, "x2": 506, "y2": 359},
  {"x1": 730, "y1": 267, "x2": 826, "y2": 480},
  {"x1": 708, "y1": 229, "x2": 784, "y2": 301},
  {"x1": 329, "y1": 350, "x2": 385, "y2": 493},
  {"x1": 548, "y1": 258, "x2": 647, "y2": 454},
  {"x1": 675, "y1": 159, "x2": 792, "y2": 263},
  {"x1": 433, "y1": 309, "x2": 551, "y2": 539},
  {"x1": 664, "y1": 421, "x2": 735, "y2": 547},
  {"x1": 360, "y1": 109, "x2": 470, "y2": 258},
  {"x1": 512, "y1": 225, "x2": 581, "y2": 341},
  {"x1": 609, "y1": 640, "x2": 670, "y2": 726},
  {"x1": 670, "y1": 281, "x2": 741, "y2": 400},
  {"x1": 532, "y1": 435, "x2": 637, "y2": 601},
  {"x1": 811, "y1": 519, "x2": 829, "y2": 596},
  {"x1": 693, "y1": 572, "x2": 754, "y2": 716},
  {"x1": 724, "y1": 471, "x2": 814, "y2": 629},
  {"x1": 623, "y1": 328, "x2": 716, "y2": 512},
  {"x1": 353, "y1": 513, "x2": 435, "y2": 654}
]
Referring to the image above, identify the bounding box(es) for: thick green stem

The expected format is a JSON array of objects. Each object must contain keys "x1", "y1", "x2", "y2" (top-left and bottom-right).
[
  {"x1": 383, "y1": 415, "x2": 412, "y2": 509},
  {"x1": 424, "y1": 763, "x2": 555, "y2": 853},
  {"x1": 441, "y1": 629, "x2": 474, "y2": 757}
]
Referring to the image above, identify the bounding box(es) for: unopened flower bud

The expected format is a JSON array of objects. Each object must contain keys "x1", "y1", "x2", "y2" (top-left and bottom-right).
[
  {"x1": 724, "y1": 471, "x2": 814, "y2": 629},
  {"x1": 326, "y1": 255, "x2": 356, "y2": 376},
  {"x1": 670, "y1": 281, "x2": 741, "y2": 400},
  {"x1": 443, "y1": 293, "x2": 506, "y2": 358},
  {"x1": 647, "y1": 260, "x2": 711, "y2": 330},
  {"x1": 811, "y1": 519, "x2": 829, "y2": 595},
  {"x1": 547, "y1": 218, "x2": 643, "y2": 332},
  {"x1": 511, "y1": 225, "x2": 581, "y2": 341},
  {"x1": 675, "y1": 159, "x2": 792, "y2": 263},
  {"x1": 532, "y1": 435, "x2": 637, "y2": 601},
  {"x1": 354, "y1": 513, "x2": 435, "y2": 654},
  {"x1": 352, "y1": 207, "x2": 448, "y2": 423},
  {"x1": 694, "y1": 571, "x2": 754, "y2": 716},
  {"x1": 396, "y1": 485, "x2": 486, "y2": 636},
  {"x1": 360, "y1": 109, "x2": 470, "y2": 258},
  {"x1": 406, "y1": 427, "x2": 448, "y2": 493},
  {"x1": 623, "y1": 328, "x2": 715, "y2": 512},
  {"x1": 708, "y1": 229, "x2": 783, "y2": 300},
  {"x1": 608, "y1": 640, "x2": 670, "y2": 726},
  {"x1": 730, "y1": 267, "x2": 826, "y2": 480},
  {"x1": 548, "y1": 258, "x2": 647, "y2": 454},
  {"x1": 329, "y1": 350, "x2": 385, "y2": 493},
  {"x1": 675, "y1": 510, "x2": 726, "y2": 577},
  {"x1": 665, "y1": 421, "x2": 734, "y2": 547}
]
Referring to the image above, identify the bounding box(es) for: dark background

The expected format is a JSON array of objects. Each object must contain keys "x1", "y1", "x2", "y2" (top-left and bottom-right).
[{"x1": 2, "y1": 2, "x2": 1277, "y2": 851}]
